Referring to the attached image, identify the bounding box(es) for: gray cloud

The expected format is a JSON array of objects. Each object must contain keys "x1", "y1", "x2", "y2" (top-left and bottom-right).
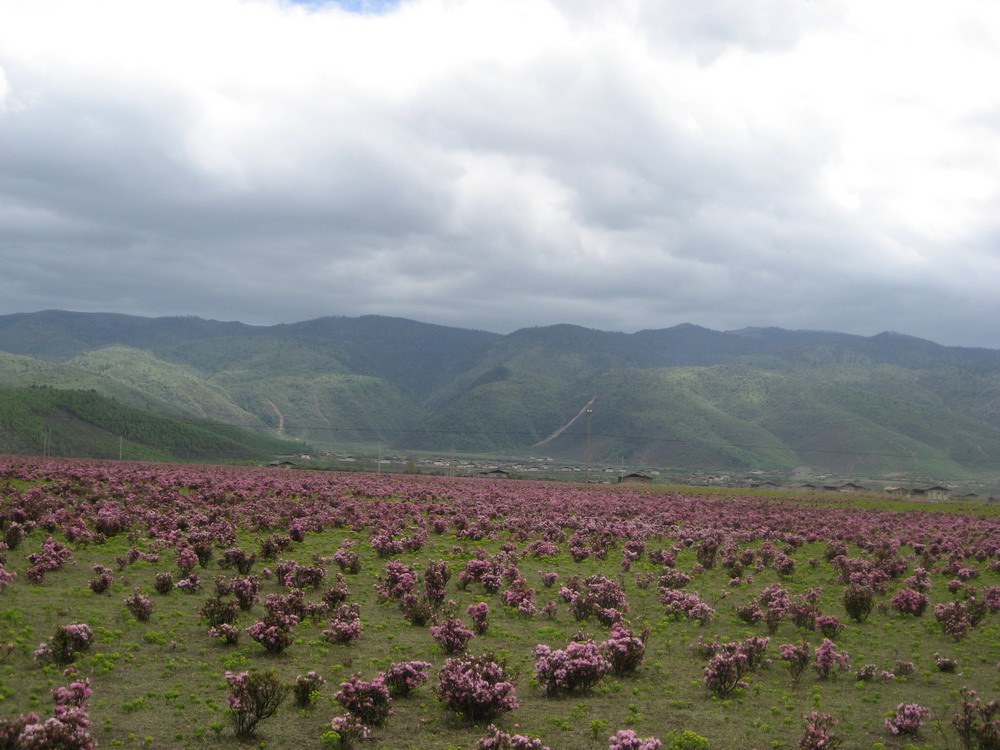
[{"x1": 0, "y1": 0, "x2": 998, "y2": 348}]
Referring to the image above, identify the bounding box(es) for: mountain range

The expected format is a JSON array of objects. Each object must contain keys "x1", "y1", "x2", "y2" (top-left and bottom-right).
[{"x1": 1, "y1": 309, "x2": 999, "y2": 478}]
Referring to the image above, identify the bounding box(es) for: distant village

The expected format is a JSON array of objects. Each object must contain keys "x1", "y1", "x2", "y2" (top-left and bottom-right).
[{"x1": 268, "y1": 451, "x2": 998, "y2": 501}]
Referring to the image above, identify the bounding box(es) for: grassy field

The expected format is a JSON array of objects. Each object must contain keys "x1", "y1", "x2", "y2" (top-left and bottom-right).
[{"x1": 0, "y1": 458, "x2": 998, "y2": 749}]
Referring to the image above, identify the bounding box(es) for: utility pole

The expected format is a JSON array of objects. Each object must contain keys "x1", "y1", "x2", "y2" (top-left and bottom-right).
[
  {"x1": 119, "y1": 434, "x2": 123, "y2": 461},
  {"x1": 584, "y1": 404, "x2": 593, "y2": 483}
]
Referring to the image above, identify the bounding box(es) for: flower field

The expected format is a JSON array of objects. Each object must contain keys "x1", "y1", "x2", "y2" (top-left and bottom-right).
[{"x1": 1, "y1": 456, "x2": 999, "y2": 749}]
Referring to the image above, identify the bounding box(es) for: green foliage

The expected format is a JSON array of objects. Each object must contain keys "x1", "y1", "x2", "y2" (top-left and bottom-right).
[{"x1": 0, "y1": 386, "x2": 299, "y2": 461}]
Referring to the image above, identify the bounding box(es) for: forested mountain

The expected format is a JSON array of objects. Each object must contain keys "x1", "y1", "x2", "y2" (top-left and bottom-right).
[{"x1": 1, "y1": 310, "x2": 999, "y2": 477}]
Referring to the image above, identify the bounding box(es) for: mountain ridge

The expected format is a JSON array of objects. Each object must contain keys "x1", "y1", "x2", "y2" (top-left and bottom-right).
[{"x1": 1, "y1": 310, "x2": 999, "y2": 477}]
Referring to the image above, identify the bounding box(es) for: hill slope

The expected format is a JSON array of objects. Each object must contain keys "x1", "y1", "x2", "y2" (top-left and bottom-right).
[
  {"x1": 0, "y1": 386, "x2": 303, "y2": 462},
  {"x1": 1, "y1": 310, "x2": 999, "y2": 477}
]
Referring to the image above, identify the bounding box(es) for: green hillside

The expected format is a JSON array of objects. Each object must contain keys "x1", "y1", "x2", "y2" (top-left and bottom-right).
[
  {"x1": 67, "y1": 346, "x2": 264, "y2": 426},
  {"x1": 2, "y1": 310, "x2": 1000, "y2": 477},
  {"x1": 0, "y1": 387, "x2": 303, "y2": 462},
  {"x1": 214, "y1": 372, "x2": 426, "y2": 443}
]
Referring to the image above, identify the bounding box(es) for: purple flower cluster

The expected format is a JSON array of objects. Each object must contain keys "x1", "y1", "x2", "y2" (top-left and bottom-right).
[
  {"x1": 124, "y1": 591, "x2": 153, "y2": 622},
  {"x1": 322, "y1": 603, "x2": 363, "y2": 644},
  {"x1": 381, "y1": 660, "x2": 433, "y2": 697},
  {"x1": 292, "y1": 671, "x2": 326, "y2": 707},
  {"x1": 607, "y1": 729, "x2": 663, "y2": 750},
  {"x1": 813, "y1": 639, "x2": 850, "y2": 679},
  {"x1": 34, "y1": 624, "x2": 93, "y2": 665},
  {"x1": 891, "y1": 587, "x2": 929, "y2": 616},
  {"x1": 220, "y1": 546, "x2": 257, "y2": 574},
  {"x1": 797, "y1": 711, "x2": 841, "y2": 750},
  {"x1": 660, "y1": 588, "x2": 714, "y2": 625},
  {"x1": 374, "y1": 561, "x2": 418, "y2": 603},
  {"x1": 885, "y1": 703, "x2": 930, "y2": 736},
  {"x1": 6, "y1": 676, "x2": 95, "y2": 750},
  {"x1": 430, "y1": 617, "x2": 475, "y2": 654},
  {"x1": 780, "y1": 642, "x2": 811, "y2": 683},
  {"x1": 26, "y1": 536, "x2": 74, "y2": 583},
  {"x1": 335, "y1": 673, "x2": 393, "y2": 726},
  {"x1": 600, "y1": 623, "x2": 647, "y2": 676},
  {"x1": 476, "y1": 724, "x2": 551, "y2": 750},
  {"x1": 328, "y1": 714, "x2": 371, "y2": 747},
  {"x1": 88, "y1": 564, "x2": 113, "y2": 594},
  {"x1": 208, "y1": 623, "x2": 241, "y2": 645},
  {"x1": 467, "y1": 602, "x2": 490, "y2": 635},
  {"x1": 246, "y1": 613, "x2": 298, "y2": 653},
  {"x1": 333, "y1": 541, "x2": 362, "y2": 574},
  {"x1": 534, "y1": 639, "x2": 611, "y2": 696},
  {"x1": 436, "y1": 653, "x2": 518, "y2": 722}
]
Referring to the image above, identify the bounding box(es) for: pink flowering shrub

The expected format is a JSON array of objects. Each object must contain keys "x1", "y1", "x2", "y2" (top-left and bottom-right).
[
  {"x1": 175, "y1": 572, "x2": 201, "y2": 594},
  {"x1": 600, "y1": 623, "x2": 648, "y2": 676},
  {"x1": 26, "y1": 536, "x2": 74, "y2": 583},
  {"x1": 10, "y1": 676, "x2": 95, "y2": 750},
  {"x1": 891, "y1": 587, "x2": 929, "y2": 616},
  {"x1": 153, "y1": 571, "x2": 174, "y2": 594},
  {"x1": 780, "y1": 642, "x2": 811, "y2": 683},
  {"x1": 293, "y1": 671, "x2": 326, "y2": 707},
  {"x1": 936, "y1": 599, "x2": 982, "y2": 640},
  {"x1": 208, "y1": 623, "x2": 241, "y2": 645},
  {"x1": 423, "y1": 559, "x2": 452, "y2": 604},
  {"x1": 703, "y1": 650, "x2": 748, "y2": 697},
  {"x1": 607, "y1": 728, "x2": 662, "y2": 750},
  {"x1": 374, "y1": 561, "x2": 418, "y2": 603},
  {"x1": 322, "y1": 603, "x2": 363, "y2": 644},
  {"x1": 467, "y1": 602, "x2": 490, "y2": 635},
  {"x1": 935, "y1": 653, "x2": 957, "y2": 672},
  {"x1": 797, "y1": 711, "x2": 841, "y2": 749},
  {"x1": 34, "y1": 624, "x2": 93, "y2": 665},
  {"x1": 813, "y1": 639, "x2": 850, "y2": 679},
  {"x1": 334, "y1": 673, "x2": 392, "y2": 726},
  {"x1": 430, "y1": 617, "x2": 475, "y2": 654},
  {"x1": 123, "y1": 591, "x2": 153, "y2": 622},
  {"x1": 475, "y1": 724, "x2": 551, "y2": 749},
  {"x1": 0, "y1": 566, "x2": 16, "y2": 592},
  {"x1": 435, "y1": 653, "x2": 518, "y2": 722},
  {"x1": 230, "y1": 575, "x2": 262, "y2": 610},
  {"x1": 382, "y1": 660, "x2": 433, "y2": 697},
  {"x1": 225, "y1": 669, "x2": 287, "y2": 739},
  {"x1": 88, "y1": 564, "x2": 113, "y2": 594},
  {"x1": 534, "y1": 639, "x2": 611, "y2": 696},
  {"x1": 246, "y1": 613, "x2": 298, "y2": 653},
  {"x1": 175, "y1": 547, "x2": 198, "y2": 573},
  {"x1": 327, "y1": 714, "x2": 371, "y2": 748},
  {"x1": 539, "y1": 572, "x2": 559, "y2": 589},
  {"x1": 815, "y1": 615, "x2": 844, "y2": 639},
  {"x1": 220, "y1": 547, "x2": 257, "y2": 575},
  {"x1": 885, "y1": 703, "x2": 930, "y2": 736},
  {"x1": 333, "y1": 542, "x2": 362, "y2": 574},
  {"x1": 952, "y1": 688, "x2": 1000, "y2": 750}
]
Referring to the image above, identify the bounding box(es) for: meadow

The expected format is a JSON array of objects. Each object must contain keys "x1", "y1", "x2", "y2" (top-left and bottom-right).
[{"x1": 0, "y1": 456, "x2": 998, "y2": 749}]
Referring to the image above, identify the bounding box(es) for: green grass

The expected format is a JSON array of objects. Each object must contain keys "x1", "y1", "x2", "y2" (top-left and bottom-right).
[{"x1": 2, "y1": 520, "x2": 998, "y2": 749}]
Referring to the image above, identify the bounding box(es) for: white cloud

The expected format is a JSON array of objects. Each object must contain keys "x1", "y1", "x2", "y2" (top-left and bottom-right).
[{"x1": 0, "y1": 0, "x2": 998, "y2": 347}]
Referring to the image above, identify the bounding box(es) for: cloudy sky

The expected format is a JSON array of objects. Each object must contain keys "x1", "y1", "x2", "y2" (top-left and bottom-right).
[{"x1": 1, "y1": 0, "x2": 999, "y2": 347}]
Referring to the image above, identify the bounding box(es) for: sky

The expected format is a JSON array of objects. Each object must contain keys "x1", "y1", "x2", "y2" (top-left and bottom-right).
[{"x1": 1, "y1": 0, "x2": 999, "y2": 348}]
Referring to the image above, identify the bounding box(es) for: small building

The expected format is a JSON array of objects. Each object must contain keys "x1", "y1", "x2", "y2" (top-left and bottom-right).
[
  {"x1": 267, "y1": 460, "x2": 295, "y2": 469},
  {"x1": 480, "y1": 469, "x2": 510, "y2": 479},
  {"x1": 619, "y1": 472, "x2": 653, "y2": 485},
  {"x1": 912, "y1": 485, "x2": 951, "y2": 501},
  {"x1": 750, "y1": 480, "x2": 779, "y2": 489}
]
